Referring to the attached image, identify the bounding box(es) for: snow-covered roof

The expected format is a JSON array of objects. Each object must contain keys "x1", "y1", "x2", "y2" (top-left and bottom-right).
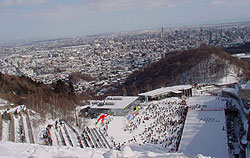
[
  {"x1": 232, "y1": 53, "x2": 246, "y2": 57},
  {"x1": 179, "y1": 110, "x2": 228, "y2": 158},
  {"x1": 138, "y1": 85, "x2": 192, "y2": 97},
  {"x1": 90, "y1": 96, "x2": 139, "y2": 109},
  {"x1": 171, "y1": 90, "x2": 183, "y2": 94},
  {"x1": 233, "y1": 53, "x2": 250, "y2": 59}
]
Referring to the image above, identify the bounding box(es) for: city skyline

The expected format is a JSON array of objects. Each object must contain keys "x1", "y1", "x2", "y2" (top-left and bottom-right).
[{"x1": 0, "y1": 0, "x2": 250, "y2": 42}]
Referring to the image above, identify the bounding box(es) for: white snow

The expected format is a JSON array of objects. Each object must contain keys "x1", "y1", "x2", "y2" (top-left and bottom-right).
[
  {"x1": 179, "y1": 110, "x2": 228, "y2": 158},
  {"x1": 54, "y1": 127, "x2": 64, "y2": 146},
  {"x1": 2, "y1": 120, "x2": 10, "y2": 141},
  {"x1": 0, "y1": 141, "x2": 211, "y2": 158},
  {"x1": 90, "y1": 96, "x2": 139, "y2": 110},
  {"x1": 186, "y1": 95, "x2": 227, "y2": 110},
  {"x1": 50, "y1": 127, "x2": 58, "y2": 146},
  {"x1": 138, "y1": 85, "x2": 192, "y2": 97},
  {"x1": 121, "y1": 146, "x2": 136, "y2": 157},
  {"x1": 214, "y1": 74, "x2": 238, "y2": 85},
  {"x1": 107, "y1": 116, "x2": 132, "y2": 144},
  {"x1": 232, "y1": 53, "x2": 250, "y2": 59},
  {"x1": 22, "y1": 114, "x2": 31, "y2": 144},
  {"x1": 65, "y1": 125, "x2": 78, "y2": 147}
]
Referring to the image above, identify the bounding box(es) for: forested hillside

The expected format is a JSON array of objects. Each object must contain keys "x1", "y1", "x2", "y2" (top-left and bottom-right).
[
  {"x1": 0, "y1": 74, "x2": 77, "y2": 119},
  {"x1": 112, "y1": 46, "x2": 250, "y2": 96}
]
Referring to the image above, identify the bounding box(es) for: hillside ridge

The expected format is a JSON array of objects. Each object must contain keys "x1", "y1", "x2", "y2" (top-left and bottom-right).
[
  {"x1": 0, "y1": 74, "x2": 77, "y2": 119},
  {"x1": 112, "y1": 46, "x2": 250, "y2": 96}
]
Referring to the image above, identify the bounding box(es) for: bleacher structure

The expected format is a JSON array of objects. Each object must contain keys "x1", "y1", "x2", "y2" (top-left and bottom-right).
[
  {"x1": 50, "y1": 120, "x2": 112, "y2": 149},
  {"x1": 0, "y1": 109, "x2": 112, "y2": 150},
  {"x1": 0, "y1": 109, "x2": 34, "y2": 144}
]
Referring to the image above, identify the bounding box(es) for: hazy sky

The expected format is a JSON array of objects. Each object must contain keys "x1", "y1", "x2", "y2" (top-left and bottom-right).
[{"x1": 0, "y1": 0, "x2": 250, "y2": 41}]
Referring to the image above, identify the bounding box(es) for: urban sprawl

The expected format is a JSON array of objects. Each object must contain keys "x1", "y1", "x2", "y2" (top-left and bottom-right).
[{"x1": 0, "y1": 22, "x2": 250, "y2": 94}]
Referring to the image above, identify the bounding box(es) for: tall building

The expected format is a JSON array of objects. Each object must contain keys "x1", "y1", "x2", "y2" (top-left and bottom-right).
[{"x1": 161, "y1": 27, "x2": 164, "y2": 38}]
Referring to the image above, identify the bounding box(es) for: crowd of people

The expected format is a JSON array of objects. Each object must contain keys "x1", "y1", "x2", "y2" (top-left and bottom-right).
[
  {"x1": 42, "y1": 125, "x2": 53, "y2": 145},
  {"x1": 114, "y1": 99, "x2": 188, "y2": 152},
  {"x1": 13, "y1": 110, "x2": 26, "y2": 143}
]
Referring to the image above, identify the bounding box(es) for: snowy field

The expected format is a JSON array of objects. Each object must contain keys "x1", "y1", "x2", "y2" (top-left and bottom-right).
[
  {"x1": 179, "y1": 109, "x2": 228, "y2": 158},
  {"x1": 0, "y1": 141, "x2": 210, "y2": 158}
]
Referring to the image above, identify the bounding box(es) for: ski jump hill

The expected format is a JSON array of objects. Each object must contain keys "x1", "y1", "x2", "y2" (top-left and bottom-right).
[{"x1": 179, "y1": 96, "x2": 229, "y2": 157}]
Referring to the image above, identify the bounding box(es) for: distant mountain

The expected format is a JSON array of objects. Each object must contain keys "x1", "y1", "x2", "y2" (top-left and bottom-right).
[{"x1": 112, "y1": 46, "x2": 250, "y2": 96}]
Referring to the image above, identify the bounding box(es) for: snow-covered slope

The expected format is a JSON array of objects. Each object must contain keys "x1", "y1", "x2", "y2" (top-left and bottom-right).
[
  {"x1": 180, "y1": 54, "x2": 242, "y2": 84},
  {"x1": 0, "y1": 141, "x2": 210, "y2": 158}
]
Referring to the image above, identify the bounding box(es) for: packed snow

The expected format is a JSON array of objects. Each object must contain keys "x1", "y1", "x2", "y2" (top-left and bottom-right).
[
  {"x1": 179, "y1": 110, "x2": 228, "y2": 158},
  {"x1": 0, "y1": 141, "x2": 211, "y2": 158}
]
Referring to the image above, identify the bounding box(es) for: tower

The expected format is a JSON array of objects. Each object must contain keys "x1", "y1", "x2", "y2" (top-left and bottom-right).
[{"x1": 161, "y1": 27, "x2": 164, "y2": 38}]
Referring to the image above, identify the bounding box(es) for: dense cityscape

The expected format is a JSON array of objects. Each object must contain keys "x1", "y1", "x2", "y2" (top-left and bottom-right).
[{"x1": 0, "y1": 22, "x2": 250, "y2": 95}]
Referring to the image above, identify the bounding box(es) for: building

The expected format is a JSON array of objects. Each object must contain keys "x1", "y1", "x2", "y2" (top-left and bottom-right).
[
  {"x1": 88, "y1": 96, "x2": 140, "y2": 116},
  {"x1": 138, "y1": 85, "x2": 192, "y2": 102},
  {"x1": 232, "y1": 53, "x2": 250, "y2": 63}
]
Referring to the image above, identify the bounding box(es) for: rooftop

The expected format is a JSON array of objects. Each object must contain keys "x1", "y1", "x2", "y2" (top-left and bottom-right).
[
  {"x1": 90, "y1": 96, "x2": 139, "y2": 110},
  {"x1": 138, "y1": 85, "x2": 192, "y2": 97}
]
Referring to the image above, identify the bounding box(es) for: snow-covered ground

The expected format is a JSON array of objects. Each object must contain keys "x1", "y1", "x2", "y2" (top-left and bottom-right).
[
  {"x1": 0, "y1": 141, "x2": 210, "y2": 158},
  {"x1": 186, "y1": 95, "x2": 226, "y2": 110},
  {"x1": 107, "y1": 116, "x2": 130, "y2": 144},
  {"x1": 2, "y1": 120, "x2": 10, "y2": 141},
  {"x1": 179, "y1": 110, "x2": 228, "y2": 158},
  {"x1": 49, "y1": 126, "x2": 58, "y2": 146}
]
